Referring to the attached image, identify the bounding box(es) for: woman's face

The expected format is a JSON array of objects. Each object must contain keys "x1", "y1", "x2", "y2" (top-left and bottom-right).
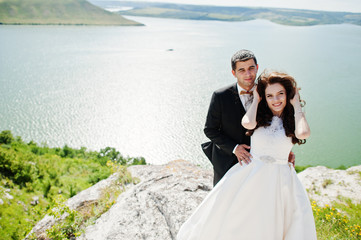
[{"x1": 265, "y1": 83, "x2": 287, "y2": 117}]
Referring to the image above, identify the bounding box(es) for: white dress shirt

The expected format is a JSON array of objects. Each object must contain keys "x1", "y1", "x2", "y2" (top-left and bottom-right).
[{"x1": 236, "y1": 83, "x2": 255, "y2": 111}]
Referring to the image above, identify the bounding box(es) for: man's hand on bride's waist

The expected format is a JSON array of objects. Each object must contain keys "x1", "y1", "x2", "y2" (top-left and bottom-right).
[
  {"x1": 288, "y1": 151, "x2": 295, "y2": 167},
  {"x1": 234, "y1": 144, "x2": 252, "y2": 166}
]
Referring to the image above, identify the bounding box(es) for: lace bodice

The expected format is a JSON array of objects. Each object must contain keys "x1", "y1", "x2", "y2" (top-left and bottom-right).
[{"x1": 250, "y1": 116, "x2": 293, "y2": 163}]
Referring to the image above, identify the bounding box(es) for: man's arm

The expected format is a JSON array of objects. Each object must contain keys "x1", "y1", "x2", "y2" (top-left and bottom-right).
[{"x1": 204, "y1": 92, "x2": 238, "y2": 155}]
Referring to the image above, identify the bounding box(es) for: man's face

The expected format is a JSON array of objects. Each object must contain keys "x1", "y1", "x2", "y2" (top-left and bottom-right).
[{"x1": 232, "y1": 59, "x2": 258, "y2": 91}]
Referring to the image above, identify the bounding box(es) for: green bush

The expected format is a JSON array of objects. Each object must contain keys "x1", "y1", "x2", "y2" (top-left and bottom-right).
[
  {"x1": 43, "y1": 181, "x2": 52, "y2": 198},
  {"x1": 0, "y1": 130, "x2": 146, "y2": 240},
  {"x1": 60, "y1": 145, "x2": 75, "y2": 158},
  {"x1": 294, "y1": 165, "x2": 312, "y2": 173},
  {"x1": 129, "y1": 156, "x2": 146, "y2": 165},
  {"x1": 0, "y1": 130, "x2": 14, "y2": 144},
  {"x1": 87, "y1": 169, "x2": 110, "y2": 185},
  {"x1": 69, "y1": 184, "x2": 77, "y2": 198},
  {"x1": 0, "y1": 148, "x2": 36, "y2": 185},
  {"x1": 45, "y1": 195, "x2": 82, "y2": 240}
]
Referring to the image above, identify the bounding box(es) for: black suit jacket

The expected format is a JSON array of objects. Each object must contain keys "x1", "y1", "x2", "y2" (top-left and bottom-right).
[{"x1": 203, "y1": 83, "x2": 250, "y2": 184}]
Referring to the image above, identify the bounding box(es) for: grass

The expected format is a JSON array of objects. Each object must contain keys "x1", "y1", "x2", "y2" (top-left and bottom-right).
[
  {"x1": 0, "y1": 130, "x2": 146, "y2": 240},
  {"x1": 312, "y1": 198, "x2": 361, "y2": 239},
  {"x1": 295, "y1": 165, "x2": 313, "y2": 173},
  {"x1": 322, "y1": 179, "x2": 334, "y2": 188},
  {"x1": 295, "y1": 164, "x2": 353, "y2": 173},
  {"x1": 27, "y1": 163, "x2": 138, "y2": 239}
]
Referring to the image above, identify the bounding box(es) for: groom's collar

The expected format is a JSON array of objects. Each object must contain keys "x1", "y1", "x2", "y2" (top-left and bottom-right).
[{"x1": 236, "y1": 83, "x2": 255, "y2": 95}]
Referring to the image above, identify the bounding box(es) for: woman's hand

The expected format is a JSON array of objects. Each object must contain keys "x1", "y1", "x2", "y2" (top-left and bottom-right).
[
  {"x1": 291, "y1": 87, "x2": 311, "y2": 139},
  {"x1": 242, "y1": 86, "x2": 261, "y2": 130},
  {"x1": 253, "y1": 85, "x2": 261, "y2": 103}
]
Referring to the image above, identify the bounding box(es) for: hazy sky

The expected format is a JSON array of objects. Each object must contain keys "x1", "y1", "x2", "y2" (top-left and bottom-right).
[{"x1": 127, "y1": 0, "x2": 361, "y2": 13}]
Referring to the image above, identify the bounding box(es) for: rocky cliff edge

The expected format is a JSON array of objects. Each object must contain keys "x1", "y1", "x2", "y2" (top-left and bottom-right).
[{"x1": 29, "y1": 160, "x2": 361, "y2": 239}]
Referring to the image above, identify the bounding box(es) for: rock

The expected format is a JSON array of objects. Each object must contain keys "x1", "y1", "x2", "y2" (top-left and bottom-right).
[
  {"x1": 18, "y1": 200, "x2": 28, "y2": 211},
  {"x1": 78, "y1": 160, "x2": 213, "y2": 240},
  {"x1": 26, "y1": 172, "x2": 121, "y2": 239},
  {"x1": 298, "y1": 165, "x2": 361, "y2": 206},
  {"x1": 4, "y1": 192, "x2": 13, "y2": 200},
  {"x1": 29, "y1": 159, "x2": 360, "y2": 240},
  {"x1": 79, "y1": 161, "x2": 361, "y2": 240},
  {"x1": 30, "y1": 196, "x2": 39, "y2": 206}
]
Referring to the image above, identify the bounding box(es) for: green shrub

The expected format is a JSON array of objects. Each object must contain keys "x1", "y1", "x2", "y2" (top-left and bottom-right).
[
  {"x1": 0, "y1": 131, "x2": 146, "y2": 239},
  {"x1": 60, "y1": 145, "x2": 75, "y2": 158},
  {"x1": 43, "y1": 181, "x2": 52, "y2": 198},
  {"x1": 0, "y1": 148, "x2": 16, "y2": 177},
  {"x1": 129, "y1": 156, "x2": 146, "y2": 165},
  {"x1": 1, "y1": 144, "x2": 11, "y2": 149},
  {"x1": 0, "y1": 148, "x2": 36, "y2": 185},
  {"x1": 87, "y1": 168, "x2": 111, "y2": 185},
  {"x1": 0, "y1": 130, "x2": 14, "y2": 145},
  {"x1": 336, "y1": 165, "x2": 347, "y2": 170},
  {"x1": 45, "y1": 195, "x2": 83, "y2": 239},
  {"x1": 294, "y1": 165, "x2": 312, "y2": 173},
  {"x1": 69, "y1": 184, "x2": 77, "y2": 198}
]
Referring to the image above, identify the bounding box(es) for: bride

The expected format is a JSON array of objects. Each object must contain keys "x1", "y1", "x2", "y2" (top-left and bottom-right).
[{"x1": 177, "y1": 71, "x2": 317, "y2": 240}]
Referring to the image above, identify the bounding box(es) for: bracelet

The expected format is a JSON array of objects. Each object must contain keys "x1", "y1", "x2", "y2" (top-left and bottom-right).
[{"x1": 294, "y1": 111, "x2": 304, "y2": 116}]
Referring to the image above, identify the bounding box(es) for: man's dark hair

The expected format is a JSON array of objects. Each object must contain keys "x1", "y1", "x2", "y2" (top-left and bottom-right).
[{"x1": 231, "y1": 49, "x2": 257, "y2": 70}]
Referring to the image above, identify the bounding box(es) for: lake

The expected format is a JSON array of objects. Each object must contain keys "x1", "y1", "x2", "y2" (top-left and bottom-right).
[{"x1": 0, "y1": 16, "x2": 360, "y2": 168}]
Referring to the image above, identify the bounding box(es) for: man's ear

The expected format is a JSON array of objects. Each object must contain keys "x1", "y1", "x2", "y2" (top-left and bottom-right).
[{"x1": 231, "y1": 70, "x2": 236, "y2": 77}]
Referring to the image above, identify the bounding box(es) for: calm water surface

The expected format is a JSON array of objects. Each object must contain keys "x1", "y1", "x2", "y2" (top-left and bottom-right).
[{"x1": 0, "y1": 16, "x2": 360, "y2": 168}]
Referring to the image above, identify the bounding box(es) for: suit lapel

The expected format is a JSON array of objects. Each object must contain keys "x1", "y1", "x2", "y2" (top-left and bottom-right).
[{"x1": 231, "y1": 84, "x2": 246, "y2": 118}]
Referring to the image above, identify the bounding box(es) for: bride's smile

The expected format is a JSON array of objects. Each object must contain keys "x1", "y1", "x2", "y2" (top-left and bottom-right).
[{"x1": 265, "y1": 83, "x2": 287, "y2": 116}]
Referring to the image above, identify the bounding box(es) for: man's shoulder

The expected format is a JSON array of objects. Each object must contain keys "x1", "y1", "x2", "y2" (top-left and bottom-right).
[{"x1": 213, "y1": 83, "x2": 237, "y2": 96}]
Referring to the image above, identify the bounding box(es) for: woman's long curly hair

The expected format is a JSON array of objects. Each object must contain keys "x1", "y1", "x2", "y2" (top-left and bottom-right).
[{"x1": 247, "y1": 71, "x2": 306, "y2": 145}]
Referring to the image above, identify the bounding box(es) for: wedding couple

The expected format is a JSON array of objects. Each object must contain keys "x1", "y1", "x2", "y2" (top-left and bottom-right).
[{"x1": 177, "y1": 50, "x2": 317, "y2": 239}]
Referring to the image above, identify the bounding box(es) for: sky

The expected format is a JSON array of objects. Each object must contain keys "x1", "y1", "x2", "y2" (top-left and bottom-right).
[{"x1": 125, "y1": 0, "x2": 361, "y2": 13}]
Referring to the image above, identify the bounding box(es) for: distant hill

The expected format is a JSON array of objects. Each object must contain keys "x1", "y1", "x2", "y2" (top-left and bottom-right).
[
  {"x1": 0, "y1": 0, "x2": 142, "y2": 25},
  {"x1": 90, "y1": 0, "x2": 361, "y2": 26}
]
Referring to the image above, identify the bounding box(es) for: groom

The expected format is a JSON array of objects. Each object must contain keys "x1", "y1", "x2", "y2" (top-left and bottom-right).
[{"x1": 202, "y1": 49, "x2": 294, "y2": 186}]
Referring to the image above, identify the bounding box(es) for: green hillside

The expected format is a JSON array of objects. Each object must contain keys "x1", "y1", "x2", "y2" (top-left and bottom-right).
[
  {"x1": 0, "y1": 130, "x2": 146, "y2": 239},
  {"x1": 0, "y1": 0, "x2": 142, "y2": 25},
  {"x1": 91, "y1": 1, "x2": 361, "y2": 26}
]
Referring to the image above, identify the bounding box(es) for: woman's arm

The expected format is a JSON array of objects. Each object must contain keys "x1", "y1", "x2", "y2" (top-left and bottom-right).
[
  {"x1": 291, "y1": 89, "x2": 311, "y2": 139},
  {"x1": 242, "y1": 87, "x2": 261, "y2": 130}
]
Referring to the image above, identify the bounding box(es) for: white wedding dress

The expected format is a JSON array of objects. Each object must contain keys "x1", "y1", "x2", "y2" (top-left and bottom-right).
[{"x1": 177, "y1": 116, "x2": 317, "y2": 240}]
